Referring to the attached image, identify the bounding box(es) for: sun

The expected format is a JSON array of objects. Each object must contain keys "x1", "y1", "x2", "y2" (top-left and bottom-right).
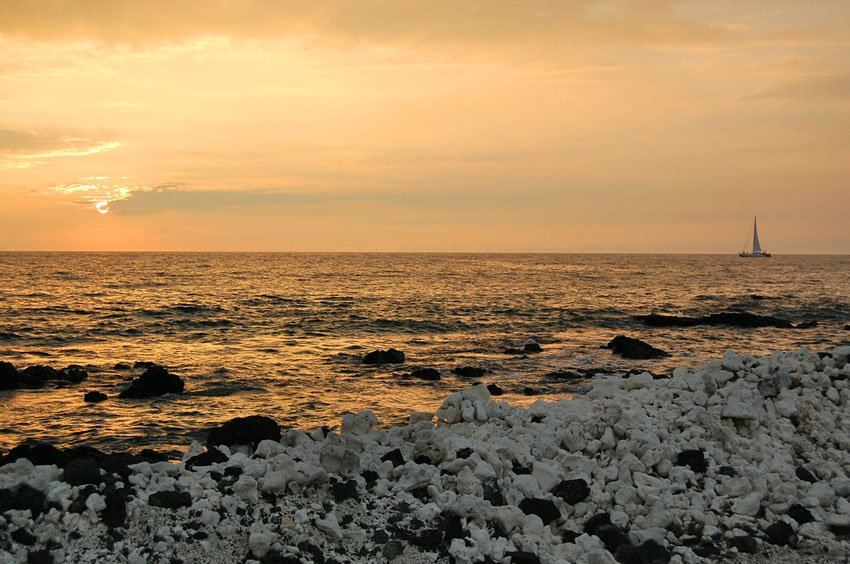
[{"x1": 95, "y1": 201, "x2": 110, "y2": 214}]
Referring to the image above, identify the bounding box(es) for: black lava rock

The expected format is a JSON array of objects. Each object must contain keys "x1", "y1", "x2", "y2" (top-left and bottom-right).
[
  {"x1": 331, "y1": 479, "x2": 359, "y2": 502},
  {"x1": 441, "y1": 511, "x2": 467, "y2": 543},
  {"x1": 383, "y1": 540, "x2": 404, "y2": 560},
  {"x1": 718, "y1": 465, "x2": 736, "y2": 477},
  {"x1": 12, "y1": 484, "x2": 46, "y2": 517},
  {"x1": 114, "y1": 363, "x2": 131, "y2": 370},
  {"x1": 119, "y1": 366, "x2": 184, "y2": 399},
  {"x1": 605, "y1": 335, "x2": 669, "y2": 359},
  {"x1": 410, "y1": 368, "x2": 440, "y2": 381},
  {"x1": 205, "y1": 415, "x2": 281, "y2": 449},
  {"x1": 101, "y1": 488, "x2": 127, "y2": 528},
  {"x1": 506, "y1": 552, "x2": 540, "y2": 564},
  {"x1": 0, "y1": 488, "x2": 12, "y2": 512},
  {"x1": 787, "y1": 503, "x2": 814, "y2": 525},
  {"x1": 185, "y1": 449, "x2": 229, "y2": 470},
  {"x1": 2, "y1": 442, "x2": 62, "y2": 466},
  {"x1": 676, "y1": 449, "x2": 708, "y2": 473},
  {"x1": 11, "y1": 528, "x2": 37, "y2": 546},
  {"x1": 584, "y1": 513, "x2": 612, "y2": 535},
  {"x1": 148, "y1": 490, "x2": 192, "y2": 509},
  {"x1": 63, "y1": 458, "x2": 101, "y2": 486},
  {"x1": 84, "y1": 391, "x2": 108, "y2": 403},
  {"x1": 482, "y1": 476, "x2": 505, "y2": 506},
  {"x1": 552, "y1": 478, "x2": 590, "y2": 504},
  {"x1": 452, "y1": 367, "x2": 486, "y2": 378},
  {"x1": 518, "y1": 498, "x2": 560, "y2": 525},
  {"x1": 765, "y1": 521, "x2": 795, "y2": 546},
  {"x1": 523, "y1": 342, "x2": 543, "y2": 353},
  {"x1": 636, "y1": 312, "x2": 795, "y2": 329},
  {"x1": 692, "y1": 541, "x2": 721, "y2": 558},
  {"x1": 729, "y1": 534, "x2": 759, "y2": 553},
  {"x1": 363, "y1": 349, "x2": 405, "y2": 364},
  {"x1": 522, "y1": 387, "x2": 541, "y2": 396},
  {"x1": 455, "y1": 448, "x2": 473, "y2": 459},
  {"x1": 795, "y1": 466, "x2": 818, "y2": 483},
  {"x1": 0, "y1": 361, "x2": 25, "y2": 390},
  {"x1": 486, "y1": 383, "x2": 504, "y2": 396},
  {"x1": 593, "y1": 523, "x2": 631, "y2": 553},
  {"x1": 381, "y1": 448, "x2": 405, "y2": 467},
  {"x1": 26, "y1": 549, "x2": 54, "y2": 564}
]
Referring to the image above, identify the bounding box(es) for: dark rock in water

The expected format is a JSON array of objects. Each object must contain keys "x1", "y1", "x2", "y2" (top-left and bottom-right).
[
  {"x1": 206, "y1": 415, "x2": 281, "y2": 449},
  {"x1": 676, "y1": 449, "x2": 708, "y2": 473},
  {"x1": 765, "y1": 521, "x2": 795, "y2": 546},
  {"x1": 363, "y1": 349, "x2": 405, "y2": 364},
  {"x1": 545, "y1": 370, "x2": 583, "y2": 381},
  {"x1": 795, "y1": 320, "x2": 818, "y2": 329},
  {"x1": 381, "y1": 448, "x2": 405, "y2": 468},
  {"x1": 63, "y1": 458, "x2": 101, "y2": 486},
  {"x1": 606, "y1": 335, "x2": 669, "y2": 359},
  {"x1": 844, "y1": 325, "x2": 850, "y2": 331},
  {"x1": 101, "y1": 488, "x2": 127, "y2": 528},
  {"x1": 331, "y1": 479, "x2": 358, "y2": 502},
  {"x1": 410, "y1": 368, "x2": 440, "y2": 381},
  {"x1": 523, "y1": 342, "x2": 543, "y2": 353},
  {"x1": 522, "y1": 387, "x2": 541, "y2": 396},
  {"x1": 0, "y1": 361, "x2": 25, "y2": 390},
  {"x1": 60, "y1": 366, "x2": 89, "y2": 383},
  {"x1": 452, "y1": 366, "x2": 486, "y2": 378},
  {"x1": 113, "y1": 362, "x2": 131, "y2": 370},
  {"x1": 11, "y1": 527, "x2": 37, "y2": 546},
  {"x1": 505, "y1": 552, "x2": 540, "y2": 564},
  {"x1": 12, "y1": 484, "x2": 47, "y2": 517},
  {"x1": 636, "y1": 312, "x2": 796, "y2": 329},
  {"x1": 22, "y1": 365, "x2": 61, "y2": 381},
  {"x1": 2, "y1": 442, "x2": 62, "y2": 467},
  {"x1": 552, "y1": 478, "x2": 590, "y2": 504},
  {"x1": 795, "y1": 466, "x2": 818, "y2": 483},
  {"x1": 84, "y1": 390, "x2": 108, "y2": 403},
  {"x1": 504, "y1": 347, "x2": 526, "y2": 355},
  {"x1": 788, "y1": 503, "x2": 814, "y2": 525},
  {"x1": 518, "y1": 498, "x2": 560, "y2": 524},
  {"x1": 132, "y1": 361, "x2": 160, "y2": 370},
  {"x1": 482, "y1": 476, "x2": 505, "y2": 506},
  {"x1": 486, "y1": 383, "x2": 504, "y2": 396},
  {"x1": 148, "y1": 490, "x2": 192, "y2": 509},
  {"x1": 729, "y1": 534, "x2": 759, "y2": 553},
  {"x1": 118, "y1": 366, "x2": 184, "y2": 399},
  {"x1": 185, "y1": 449, "x2": 228, "y2": 470}
]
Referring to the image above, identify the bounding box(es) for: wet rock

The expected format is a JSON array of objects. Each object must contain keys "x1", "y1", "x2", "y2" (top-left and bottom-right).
[
  {"x1": 118, "y1": 365, "x2": 184, "y2": 399},
  {"x1": 518, "y1": 498, "x2": 560, "y2": 524},
  {"x1": 605, "y1": 335, "x2": 669, "y2": 359},
  {"x1": 63, "y1": 458, "x2": 101, "y2": 486},
  {"x1": 84, "y1": 390, "x2": 108, "y2": 403},
  {"x1": 552, "y1": 478, "x2": 590, "y2": 504},
  {"x1": 363, "y1": 349, "x2": 405, "y2": 364},
  {"x1": 765, "y1": 521, "x2": 795, "y2": 546},
  {"x1": 206, "y1": 415, "x2": 281, "y2": 449},
  {"x1": 676, "y1": 449, "x2": 708, "y2": 473},
  {"x1": 0, "y1": 361, "x2": 25, "y2": 390},
  {"x1": 486, "y1": 383, "x2": 504, "y2": 396},
  {"x1": 545, "y1": 370, "x2": 583, "y2": 381},
  {"x1": 185, "y1": 449, "x2": 228, "y2": 470},
  {"x1": 452, "y1": 366, "x2": 486, "y2": 378},
  {"x1": 133, "y1": 361, "x2": 160, "y2": 370},
  {"x1": 410, "y1": 368, "x2": 440, "y2": 381},
  {"x1": 148, "y1": 490, "x2": 192, "y2": 509},
  {"x1": 522, "y1": 387, "x2": 541, "y2": 396},
  {"x1": 523, "y1": 342, "x2": 543, "y2": 353},
  {"x1": 1, "y1": 442, "x2": 62, "y2": 466},
  {"x1": 113, "y1": 362, "x2": 131, "y2": 370}
]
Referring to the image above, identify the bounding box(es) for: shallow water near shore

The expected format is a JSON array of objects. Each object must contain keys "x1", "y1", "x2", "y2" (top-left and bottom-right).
[{"x1": 1, "y1": 252, "x2": 848, "y2": 452}]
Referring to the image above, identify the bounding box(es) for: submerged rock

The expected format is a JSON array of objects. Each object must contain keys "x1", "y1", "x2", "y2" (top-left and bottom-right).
[
  {"x1": 363, "y1": 349, "x2": 405, "y2": 364},
  {"x1": 452, "y1": 366, "x2": 487, "y2": 378},
  {"x1": 118, "y1": 365, "x2": 184, "y2": 398},
  {"x1": 410, "y1": 368, "x2": 440, "y2": 381},
  {"x1": 636, "y1": 311, "x2": 796, "y2": 328},
  {"x1": 605, "y1": 335, "x2": 669, "y2": 359},
  {"x1": 84, "y1": 390, "x2": 108, "y2": 403}
]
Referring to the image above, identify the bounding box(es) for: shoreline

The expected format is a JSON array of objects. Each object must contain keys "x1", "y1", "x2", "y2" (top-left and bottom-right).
[{"x1": 2, "y1": 346, "x2": 850, "y2": 563}]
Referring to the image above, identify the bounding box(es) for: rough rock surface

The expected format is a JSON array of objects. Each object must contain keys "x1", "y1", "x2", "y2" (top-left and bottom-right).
[
  {"x1": 606, "y1": 335, "x2": 670, "y2": 359},
  {"x1": 1, "y1": 347, "x2": 850, "y2": 563},
  {"x1": 118, "y1": 365, "x2": 184, "y2": 399}
]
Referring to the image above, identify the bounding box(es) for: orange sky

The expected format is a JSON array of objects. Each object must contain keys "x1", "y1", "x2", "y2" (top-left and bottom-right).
[{"x1": 1, "y1": 1, "x2": 848, "y2": 252}]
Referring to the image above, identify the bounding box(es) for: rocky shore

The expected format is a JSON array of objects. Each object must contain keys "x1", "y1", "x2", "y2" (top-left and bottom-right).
[{"x1": 2, "y1": 346, "x2": 850, "y2": 563}]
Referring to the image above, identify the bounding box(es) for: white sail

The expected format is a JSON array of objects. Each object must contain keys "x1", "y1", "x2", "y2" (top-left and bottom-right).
[{"x1": 752, "y1": 217, "x2": 762, "y2": 253}]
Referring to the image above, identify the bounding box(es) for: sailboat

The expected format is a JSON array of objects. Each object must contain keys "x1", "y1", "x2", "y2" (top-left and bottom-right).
[{"x1": 739, "y1": 216, "x2": 771, "y2": 257}]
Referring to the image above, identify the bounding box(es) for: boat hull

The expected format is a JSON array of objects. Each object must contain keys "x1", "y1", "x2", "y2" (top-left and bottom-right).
[{"x1": 739, "y1": 252, "x2": 771, "y2": 258}]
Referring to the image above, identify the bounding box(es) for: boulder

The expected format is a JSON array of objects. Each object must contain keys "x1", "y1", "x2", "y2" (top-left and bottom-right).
[
  {"x1": 206, "y1": 415, "x2": 281, "y2": 449},
  {"x1": 148, "y1": 490, "x2": 192, "y2": 509},
  {"x1": 363, "y1": 349, "x2": 405, "y2": 364},
  {"x1": 410, "y1": 368, "x2": 440, "y2": 381},
  {"x1": 636, "y1": 312, "x2": 795, "y2": 329},
  {"x1": 84, "y1": 391, "x2": 108, "y2": 403},
  {"x1": 185, "y1": 448, "x2": 229, "y2": 470},
  {"x1": 676, "y1": 449, "x2": 708, "y2": 473},
  {"x1": 518, "y1": 498, "x2": 561, "y2": 524},
  {"x1": 118, "y1": 366, "x2": 184, "y2": 399},
  {"x1": 606, "y1": 335, "x2": 670, "y2": 359},
  {"x1": 63, "y1": 458, "x2": 101, "y2": 486},
  {"x1": 0, "y1": 361, "x2": 25, "y2": 390},
  {"x1": 486, "y1": 383, "x2": 504, "y2": 396},
  {"x1": 552, "y1": 479, "x2": 590, "y2": 504},
  {"x1": 452, "y1": 366, "x2": 486, "y2": 378}
]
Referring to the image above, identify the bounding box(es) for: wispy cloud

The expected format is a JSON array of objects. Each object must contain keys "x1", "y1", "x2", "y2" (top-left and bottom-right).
[{"x1": 0, "y1": 128, "x2": 120, "y2": 167}]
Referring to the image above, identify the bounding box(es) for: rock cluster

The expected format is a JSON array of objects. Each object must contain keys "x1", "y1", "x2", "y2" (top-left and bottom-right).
[
  {"x1": 0, "y1": 362, "x2": 88, "y2": 391},
  {"x1": 636, "y1": 312, "x2": 813, "y2": 330},
  {"x1": 363, "y1": 349, "x2": 406, "y2": 365},
  {"x1": 2, "y1": 347, "x2": 850, "y2": 563}
]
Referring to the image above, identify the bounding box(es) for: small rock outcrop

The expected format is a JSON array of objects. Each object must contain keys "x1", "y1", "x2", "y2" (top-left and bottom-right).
[
  {"x1": 118, "y1": 365, "x2": 184, "y2": 399},
  {"x1": 605, "y1": 335, "x2": 670, "y2": 359},
  {"x1": 362, "y1": 349, "x2": 405, "y2": 365},
  {"x1": 206, "y1": 415, "x2": 281, "y2": 449}
]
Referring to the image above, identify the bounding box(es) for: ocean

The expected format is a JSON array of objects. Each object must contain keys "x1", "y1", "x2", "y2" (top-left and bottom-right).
[{"x1": 1, "y1": 252, "x2": 848, "y2": 453}]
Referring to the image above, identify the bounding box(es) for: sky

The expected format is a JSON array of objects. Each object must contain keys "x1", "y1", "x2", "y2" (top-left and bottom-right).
[{"x1": 1, "y1": 1, "x2": 848, "y2": 252}]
